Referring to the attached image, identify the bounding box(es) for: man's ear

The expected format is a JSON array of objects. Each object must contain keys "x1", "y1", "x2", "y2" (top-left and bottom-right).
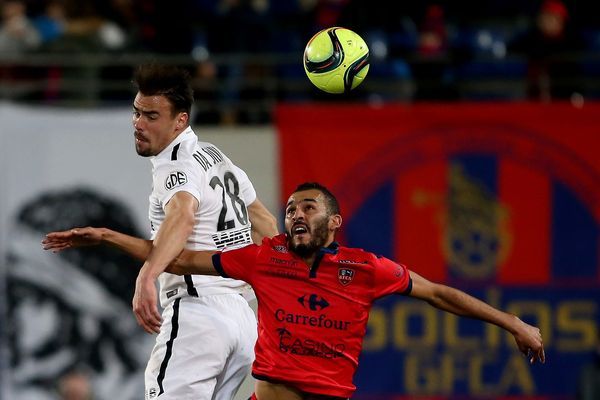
[
  {"x1": 329, "y1": 214, "x2": 342, "y2": 231},
  {"x1": 176, "y1": 112, "x2": 189, "y2": 130}
]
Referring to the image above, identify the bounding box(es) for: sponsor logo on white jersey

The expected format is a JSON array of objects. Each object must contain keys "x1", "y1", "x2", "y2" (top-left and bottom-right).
[{"x1": 165, "y1": 171, "x2": 188, "y2": 190}]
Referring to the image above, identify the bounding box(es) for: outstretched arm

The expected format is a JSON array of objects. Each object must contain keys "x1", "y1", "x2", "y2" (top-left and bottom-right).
[
  {"x1": 43, "y1": 227, "x2": 153, "y2": 262},
  {"x1": 167, "y1": 249, "x2": 218, "y2": 275},
  {"x1": 409, "y1": 271, "x2": 545, "y2": 364},
  {"x1": 42, "y1": 226, "x2": 219, "y2": 276}
]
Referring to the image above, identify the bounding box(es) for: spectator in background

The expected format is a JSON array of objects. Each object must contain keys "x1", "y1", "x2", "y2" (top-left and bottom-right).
[
  {"x1": 313, "y1": 0, "x2": 349, "y2": 30},
  {"x1": 128, "y1": 0, "x2": 195, "y2": 54},
  {"x1": 509, "y1": 0, "x2": 585, "y2": 100},
  {"x1": 192, "y1": 58, "x2": 222, "y2": 125},
  {"x1": 203, "y1": 0, "x2": 275, "y2": 125},
  {"x1": 0, "y1": 0, "x2": 41, "y2": 53},
  {"x1": 410, "y1": 4, "x2": 458, "y2": 100},
  {"x1": 39, "y1": 0, "x2": 127, "y2": 52},
  {"x1": 0, "y1": 0, "x2": 42, "y2": 96},
  {"x1": 29, "y1": 0, "x2": 129, "y2": 104},
  {"x1": 417, "y1": 4, "x2": 448, "y2": 57},
  {"x1": 32, "y1": 0, "x2": 67, "y2": 46}
]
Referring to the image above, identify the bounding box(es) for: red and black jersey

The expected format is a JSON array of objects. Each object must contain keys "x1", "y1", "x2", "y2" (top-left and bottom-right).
[{"x1": 212, "y1": 234, "x2": 412, "y2": 398}]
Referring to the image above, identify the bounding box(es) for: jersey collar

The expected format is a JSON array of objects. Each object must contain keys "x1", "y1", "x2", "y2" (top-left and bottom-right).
[
  {"x1": 276, "y1": 234, "x2": 340, "y2": 278},
  {"x1": 153, "y1": 126, "x2": 195, "y2": 161},
  {"x1": 276, "y1": 234, "x2": 340, "y2": 254}
]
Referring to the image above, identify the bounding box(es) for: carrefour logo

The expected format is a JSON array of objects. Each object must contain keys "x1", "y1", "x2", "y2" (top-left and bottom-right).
[
  {"x1": 298, "y1": 294, "x2": 329, "y2": 310},
  {"x1": 275, "y1": 308, "x2": 350, "y2": 331},
  {"x1": 272, "y1": 294, "x2": 350, "y2": 330}
]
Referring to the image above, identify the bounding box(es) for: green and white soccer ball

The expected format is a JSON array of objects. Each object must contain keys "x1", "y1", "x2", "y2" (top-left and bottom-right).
[{"x1": 303, "y1": 27, "x2": 370, "y2": 94}]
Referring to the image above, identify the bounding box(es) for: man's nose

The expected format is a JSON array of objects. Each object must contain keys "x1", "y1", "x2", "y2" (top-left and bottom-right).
[
  {"x1": 133, "y1": 116, "x2": 143, "y2": 129},
  {"x1": 292, "y1": 209, "x2": 304, "y2": 221}
]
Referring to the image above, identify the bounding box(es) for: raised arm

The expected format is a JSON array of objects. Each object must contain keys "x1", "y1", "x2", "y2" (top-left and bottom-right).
[
  {"x1": 409, "y1": 271, "x2": 545, "y2": 364},
  {"x1": 247, "y1": 198, "x2": 279, "y2": 244}
]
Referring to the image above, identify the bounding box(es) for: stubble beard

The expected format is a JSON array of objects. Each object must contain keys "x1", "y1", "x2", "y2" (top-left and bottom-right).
[
  {"x1": 288, "y1": 216, "x2": 330, "y2": 259},
  {"x1": 135, "y1": 143, "x2": 152, "y2": 157}
]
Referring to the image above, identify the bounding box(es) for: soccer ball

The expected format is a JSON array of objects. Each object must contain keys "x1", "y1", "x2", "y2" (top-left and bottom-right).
[{"x1": 303, "y1": 27, "x2": 370, "y2": 94}]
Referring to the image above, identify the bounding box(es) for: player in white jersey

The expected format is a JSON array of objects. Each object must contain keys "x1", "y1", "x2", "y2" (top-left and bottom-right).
[
  {"x1": 150, "y1": 130, "x2": 257, "y2": 305},
  {"x1": 42, "y1": 64, "x2": 278, "y2": 399}
]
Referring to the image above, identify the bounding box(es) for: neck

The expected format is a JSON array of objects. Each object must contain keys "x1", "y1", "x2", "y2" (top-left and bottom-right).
[
  {"x1": 301, "y1": 254, "x2": 317, "y2": 267},
  {"x1": 293, "y1": 239, "x2": 335, "y2": 267}
]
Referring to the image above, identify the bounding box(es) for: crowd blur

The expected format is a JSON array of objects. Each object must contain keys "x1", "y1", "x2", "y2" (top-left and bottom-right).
[{"x1": 0, "y1": 0, "x2": 599, "y2": 124}]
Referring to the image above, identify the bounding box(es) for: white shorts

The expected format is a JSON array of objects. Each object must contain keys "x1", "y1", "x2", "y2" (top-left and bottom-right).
[{"x1": 145, "y1": 293, "x2": 258, "y2": 400}]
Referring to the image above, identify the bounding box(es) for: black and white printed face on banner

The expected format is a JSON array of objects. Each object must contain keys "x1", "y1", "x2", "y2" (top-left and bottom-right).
[{"x1": 5, "y1": 189, "x2": 151, "y2": 400}]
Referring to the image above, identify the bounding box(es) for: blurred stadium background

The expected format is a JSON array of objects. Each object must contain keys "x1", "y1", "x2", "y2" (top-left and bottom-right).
[{"x1": 1, "y1": 0, "x2": 599, "y2": 399}]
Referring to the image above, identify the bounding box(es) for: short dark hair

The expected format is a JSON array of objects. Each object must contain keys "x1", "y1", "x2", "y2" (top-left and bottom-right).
[
  {"x1": 293, "y1": 182, "x2": 340, "y2": 215},
  {"x1": 133, "y1": 63, "x2": 194, "y2": 117}
]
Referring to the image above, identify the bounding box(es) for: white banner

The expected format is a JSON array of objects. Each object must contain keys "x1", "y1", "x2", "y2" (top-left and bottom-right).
[{"x1": 0, "y1": 102, "x2": 153, "y2": 400}]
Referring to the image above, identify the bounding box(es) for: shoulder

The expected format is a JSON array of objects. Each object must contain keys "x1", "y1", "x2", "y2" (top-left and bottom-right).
[
  {"x1": 257, "y1": 234, "x2": 288, "y2": 252},
  {"x1": 196, "y1": 140, "x2": 227, "y2": 158},
  {"x1": 262, "y1": 233, "x2": 286, "y2": 246},
  {"x1": 337, "y1": 245, "x2": 378, "y2": 262},
  {"x1": 335, "y1": 246, "x2": 402, "y2": 273}
]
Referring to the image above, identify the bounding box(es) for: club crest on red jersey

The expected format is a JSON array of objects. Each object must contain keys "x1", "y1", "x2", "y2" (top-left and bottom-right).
[{"x1": 338, "y1": 268, "x2": 355, "y2": 285}]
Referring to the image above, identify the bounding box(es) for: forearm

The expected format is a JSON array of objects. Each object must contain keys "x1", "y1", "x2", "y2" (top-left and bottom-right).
[
  {"x1": 167, "y1": 249, "x2": 219, "y2": 276},
  {"x1": 251, "y1": 219, "x2": 278, "y2": 244},
  {"x1": 409, "y1": 273, "x2": 544, "y2": 363},
  {"x1": 100, "y1": 228, "x2": 153, "y2": 261},
  {"x1": 143, "y1": 214, "x2": 193, "y2": 278},
  {"x1": 428, "y1": 285, "x2": 520, "y2": 333},
  {"x1": 248, "y1": 199, "x2": 279, "y2": 244}
]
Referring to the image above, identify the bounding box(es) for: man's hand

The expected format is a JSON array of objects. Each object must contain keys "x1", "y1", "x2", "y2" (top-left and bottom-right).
[
  {"x1": 512, "y1": 317, "x2": 546, "y2": 364},
  {"x1": 42, "y1": 227, "x2": 104, "y2": 252},
  {"x1": 133, "y1": 267, "x2": 162, "y2": 334}
]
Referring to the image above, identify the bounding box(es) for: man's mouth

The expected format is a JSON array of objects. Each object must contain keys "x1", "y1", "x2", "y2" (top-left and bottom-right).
[
  {"x1": 134, "y1": 132, "x2": 147, "y2": 143},
  {"x1": 292, "y1": 224, "x2": 309, "y2": 236}
]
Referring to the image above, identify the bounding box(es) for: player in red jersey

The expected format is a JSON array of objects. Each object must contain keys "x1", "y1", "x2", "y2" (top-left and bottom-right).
[{"x1": 43, "y1": 182, "x2": 545, "y2": 400}]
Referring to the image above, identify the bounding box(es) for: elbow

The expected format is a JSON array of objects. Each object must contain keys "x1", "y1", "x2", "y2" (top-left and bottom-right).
[
  {"x1": 424, "y1": 284, "x2": 449, "y2": 309},
  {"x1": 266, "y1": 214, "x2": 279, "y2": 237},
  {"x1": 165, "y1": 263, "x2": 183, "y2": 275},
  {"x1": 167, "y1": 249, "x2": 192, "y2": 275},
  {"x1": 252, "y1": 214, "x2": 279, "y2": 239}
]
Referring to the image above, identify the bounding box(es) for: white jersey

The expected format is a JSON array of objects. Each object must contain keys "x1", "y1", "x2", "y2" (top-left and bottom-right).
[{"x1": 148, "y1": 127, "x2": 255, "y2": 307}]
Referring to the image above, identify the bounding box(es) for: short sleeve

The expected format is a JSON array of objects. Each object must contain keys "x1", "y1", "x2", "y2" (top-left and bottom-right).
[
  {"x1": 212, "y1": 243, "x2": 259, "y2": 285},
  {"x1": 153, "y1": 160, "x2": 204, "y2": 208},
  {"x1": 372, "y1": 256, "x2": 412, "y2": 299}
]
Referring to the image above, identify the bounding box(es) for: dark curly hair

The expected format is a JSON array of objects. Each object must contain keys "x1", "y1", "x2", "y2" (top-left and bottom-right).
[
  {"x1": 293, "y1": 182, "x2": 340, "y2": 215},
  {"x1": 133, "y1": 63, "x2": 194, "y2": 117}
]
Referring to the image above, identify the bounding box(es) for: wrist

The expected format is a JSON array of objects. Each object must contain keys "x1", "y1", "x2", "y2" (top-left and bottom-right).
[
  {"x1": 506, "y1": 313, "x2": 523, "y2": 335},
  {"x1": 99, "y1": 227, "x2": 109, "y2": 243},
  {"x1": 139, "y1": 263, "x2": 162, "y2": 280}
]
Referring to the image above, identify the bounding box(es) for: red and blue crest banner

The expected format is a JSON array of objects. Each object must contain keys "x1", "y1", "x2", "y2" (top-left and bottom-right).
[{"x1": 277, "y1": 102, "x2": 600, "y2": 400}]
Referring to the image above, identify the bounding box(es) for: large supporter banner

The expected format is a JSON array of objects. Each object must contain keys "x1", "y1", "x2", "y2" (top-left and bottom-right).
[
  {"x1": 277, "y1": 103, "x2": 600, "y2": 400},
  {"x1": 0, "y1": 104, "x2": 154, "y2": 400}
]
